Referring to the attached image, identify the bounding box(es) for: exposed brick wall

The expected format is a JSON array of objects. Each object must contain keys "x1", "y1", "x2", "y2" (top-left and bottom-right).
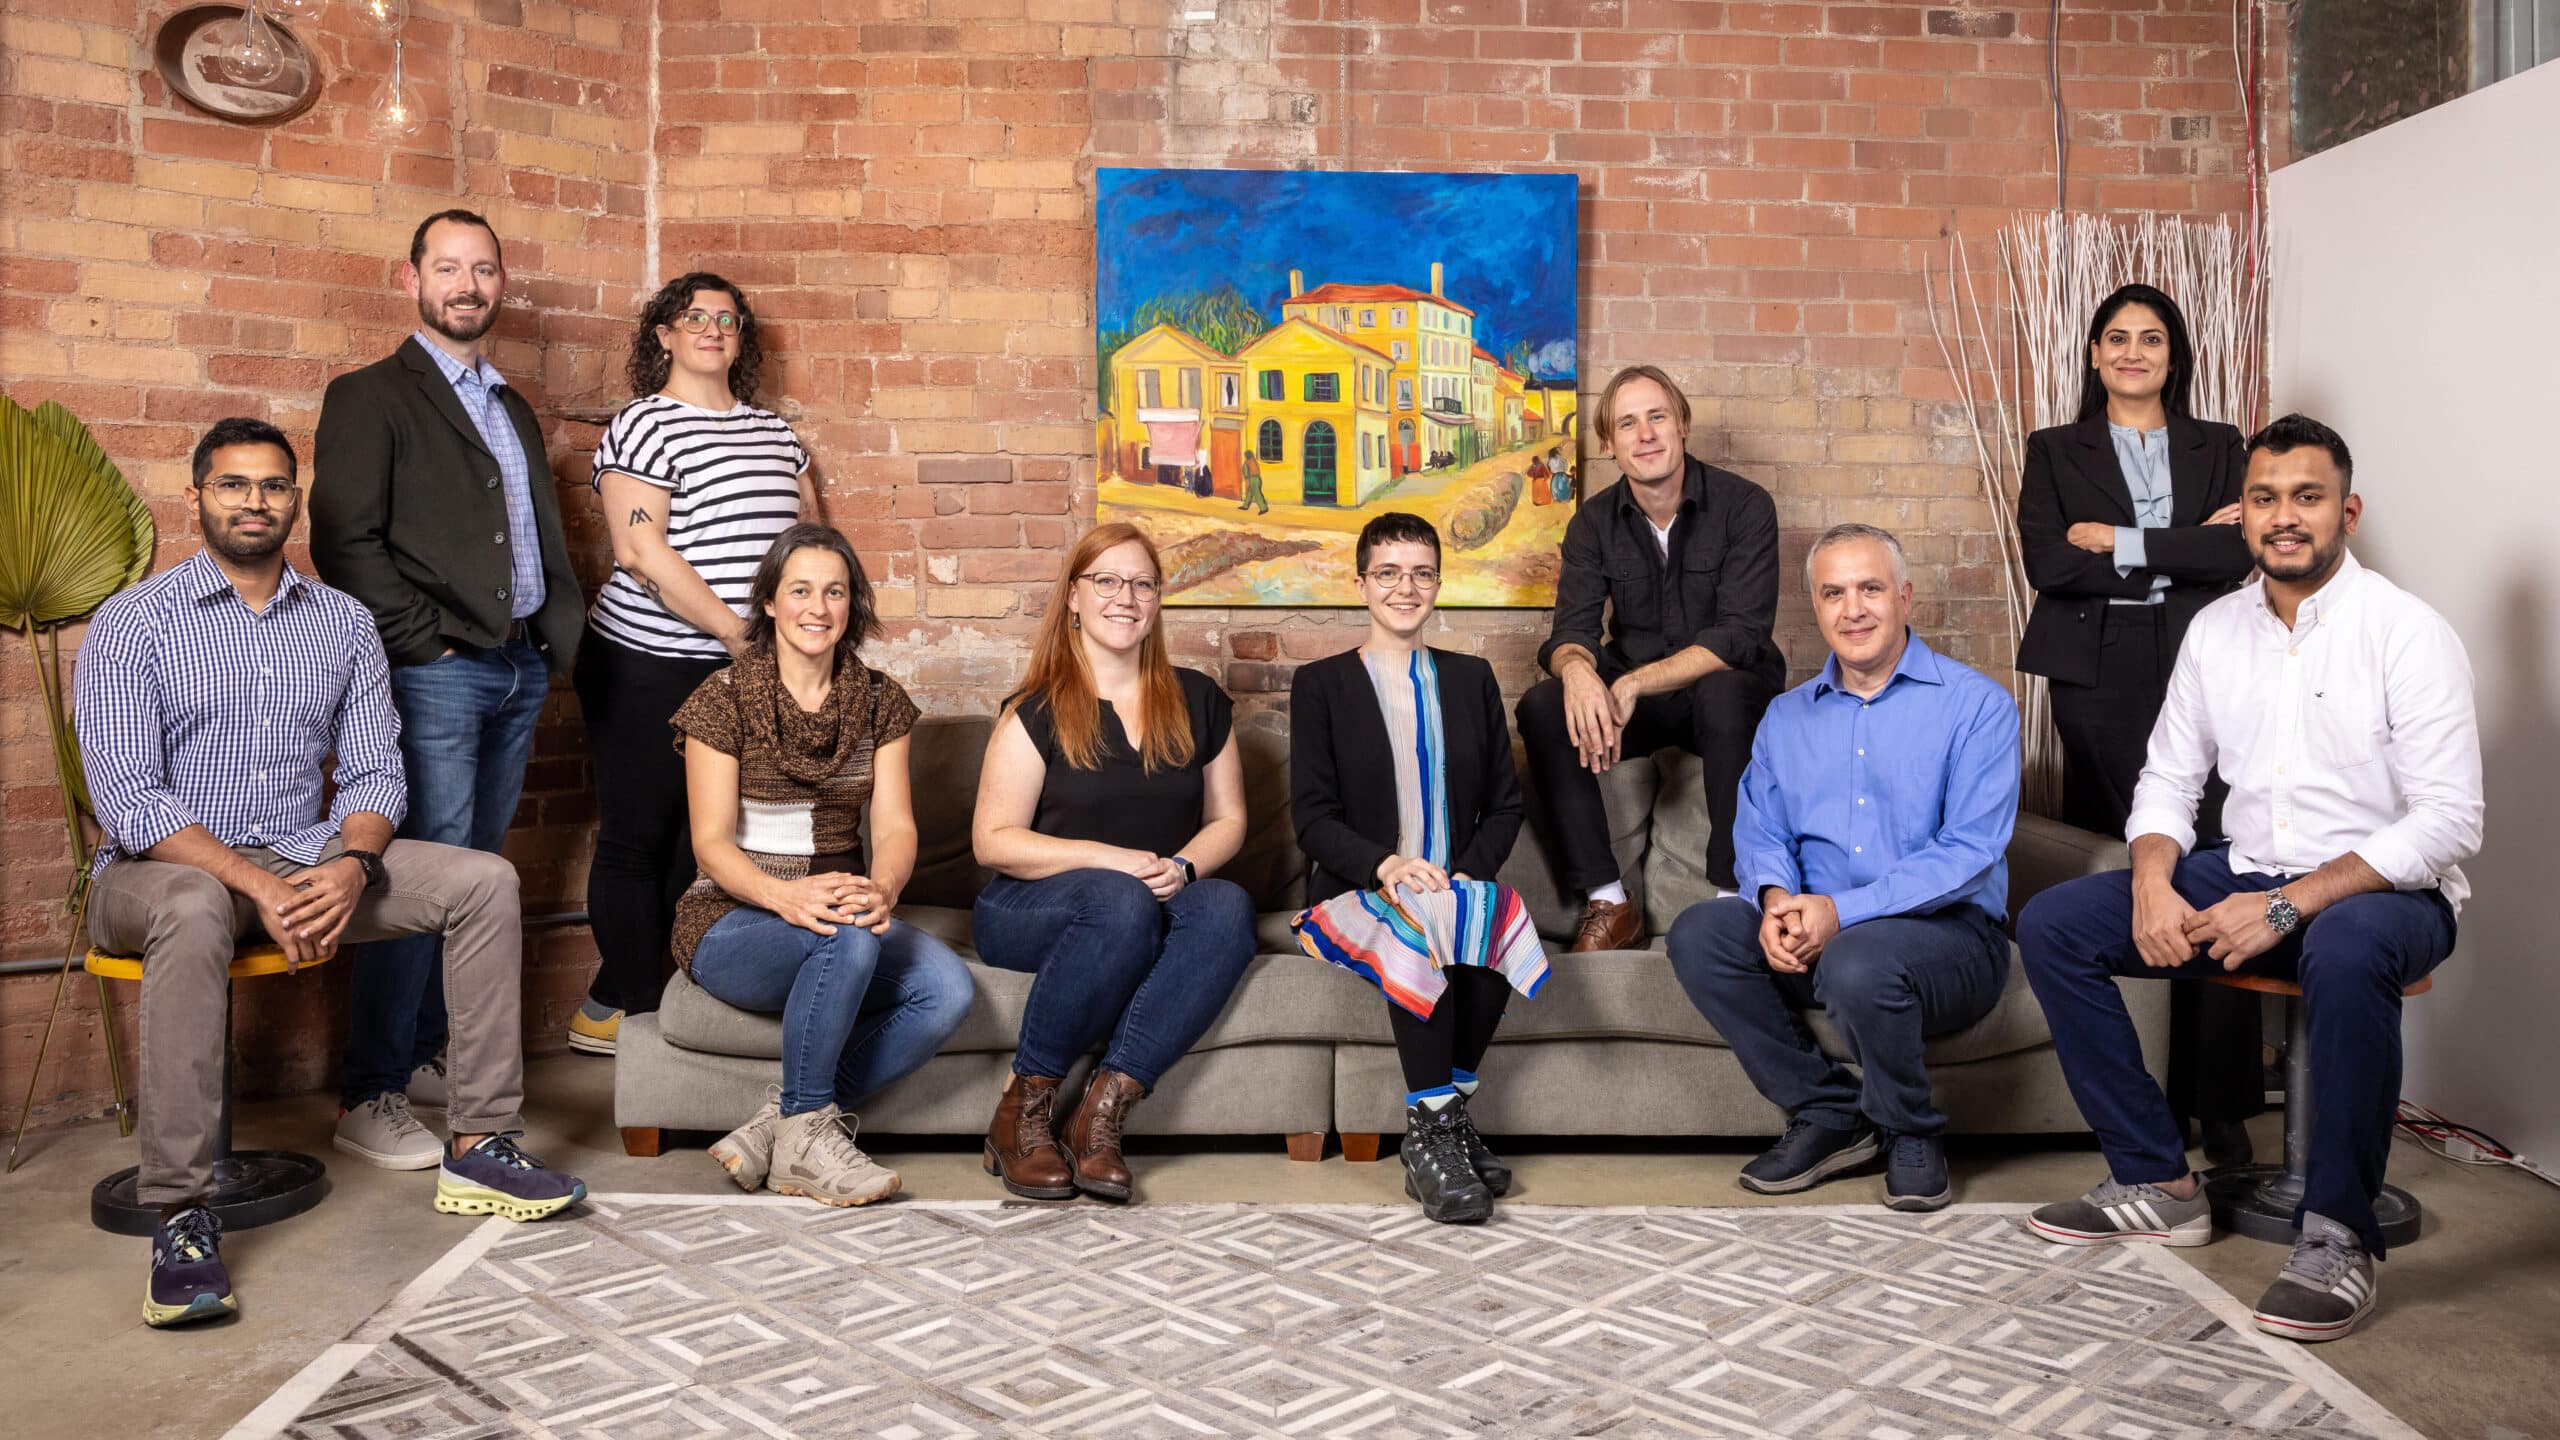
[
  {"x1": 3, "y1": 0, "x2": 2289, "y2": 1132},
  {"x1": 1, "y1": 0, "x2": 648, "y2": 1128}
]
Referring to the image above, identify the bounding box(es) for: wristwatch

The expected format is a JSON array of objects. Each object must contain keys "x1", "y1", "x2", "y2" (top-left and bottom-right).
[
  {"x1": 1171, "y1": 855, "x2": 1197, "y2": 886},
  {"x1": 2263, "y1": 888, "x2": 2302, "y2": 937},
  {"x1": 342, "y1": 848, "x2": 388, "y2": 890}
]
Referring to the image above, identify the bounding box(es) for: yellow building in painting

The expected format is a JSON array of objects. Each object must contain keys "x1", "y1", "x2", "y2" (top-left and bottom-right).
[
  {"x1": 1237, "y1": 317, "x2": 1394, "y2": 506},
  {"x1": 1106, "y1": 324, "x2": 1251, "y2": 494},
  {"x1": 1494, "y1": 364, "x2": 1528, "y2": 448},
  {"x1": 1281, "y1": 262, "x2": 1476, "y2": 475}
]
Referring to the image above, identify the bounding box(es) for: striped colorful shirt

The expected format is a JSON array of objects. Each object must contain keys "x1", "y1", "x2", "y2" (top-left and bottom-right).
[
  {"x1": 74, "y1": 550, "x2": 408, "y2": 879},
  {"x1": 588, "y1": 396, "x2": 809, "y2": 659},
  {"x1": 412, "y1": 331, "x2": 543, "y2": 620},
  {"x1": 1363, "y1": 646, "x2": 1451, "y2": 867}
]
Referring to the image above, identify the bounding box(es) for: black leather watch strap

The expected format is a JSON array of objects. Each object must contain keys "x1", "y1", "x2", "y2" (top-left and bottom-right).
[{"x1": 342, "y1": 848, "x2": 388, "y2": 890}]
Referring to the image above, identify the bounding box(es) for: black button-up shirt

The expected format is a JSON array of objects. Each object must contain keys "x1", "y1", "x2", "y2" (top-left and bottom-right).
[{"x1": 1537, "y1": 455, "x2": 1784, "y2": 687}]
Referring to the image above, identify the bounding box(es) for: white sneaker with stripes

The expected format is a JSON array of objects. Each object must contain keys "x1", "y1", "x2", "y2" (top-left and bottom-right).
[
  {"x1": 2027, "y1": 1175, "x2": 2214, "y2": 1246},
  {"x1": 2250, "y1": 1213, "x2": 2377, "y2": 1342}
]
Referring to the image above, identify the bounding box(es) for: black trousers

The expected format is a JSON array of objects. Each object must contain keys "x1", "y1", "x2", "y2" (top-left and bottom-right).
[
  {"x1": 1517, "y1": 667, "x2": 1777, "y2": 892},
  {"x1": 2046, "y1": 606, "x2": 2260, "y2": 1128},
  {"x1": 574, "y1": 633, "x2": 727, "y2": 1015}
]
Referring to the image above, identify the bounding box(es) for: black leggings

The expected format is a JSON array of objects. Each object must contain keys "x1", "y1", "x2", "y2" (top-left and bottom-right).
[
  {"x1": 575, "y1": 633, "x2": 726, "y2": 1015},
  {"x1": 1388, "y1": 967, "x2": 1514, "y2": 1096}
]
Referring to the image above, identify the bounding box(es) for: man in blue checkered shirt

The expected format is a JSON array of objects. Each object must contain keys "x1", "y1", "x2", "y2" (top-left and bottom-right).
[{"x1": 76, "y1": 419, "x2": 587, "y2": 1330}]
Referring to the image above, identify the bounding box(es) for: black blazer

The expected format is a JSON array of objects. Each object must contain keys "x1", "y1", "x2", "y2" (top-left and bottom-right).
[
  {"x1": 2015, "y1": 414, "x2": 2252, "y2": 688},
  {"x1": 1290, "y1": 647, "x2": 1524, "y2": 906},
  {"x1": 310, "y1": 337, "x2": 584, "y2": 673}
]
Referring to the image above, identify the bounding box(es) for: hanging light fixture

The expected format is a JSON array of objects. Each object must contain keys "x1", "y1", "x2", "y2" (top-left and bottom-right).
[
  {"x1": 213, "y1": 0, "x2": 284, "y2": 85},
  {"x1": 370, "y1": 32, "x2": 423, "y2": 142},
  {"x1": 265, "y1": 0, "x2": 325, "y2": 23},
  {"x1": 353, "y1": 0, "x2": 405, "y2": 40}
]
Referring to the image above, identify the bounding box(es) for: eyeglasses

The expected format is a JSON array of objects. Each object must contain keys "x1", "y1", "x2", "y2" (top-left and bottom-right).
[
  {"x1": 1078, "y1": 572, "x2": 1162, "y2": 602},
  {"x1": 202, "y1": 477, "x2": 300, "y2": 508},
  {"x1": 1361, "y1": 566, "x2": 1441, "y2": 591},
  {"x1": 672, "y1": 309, "x2": 741, "y2": 335}
]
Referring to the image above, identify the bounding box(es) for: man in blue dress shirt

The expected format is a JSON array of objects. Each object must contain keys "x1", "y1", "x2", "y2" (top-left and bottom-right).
[
  {"x1": 1665, "y1": 522, "x2": 2022, "y2": 1211},
  {"x1": 78, "y1": 420, "x2": 586, "y2": 1329}
]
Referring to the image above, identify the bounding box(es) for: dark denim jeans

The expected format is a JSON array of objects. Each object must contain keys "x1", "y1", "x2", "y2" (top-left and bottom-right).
[
  {"x1": 2017, "y1": 849, "x2": 2455, "y2": 1256},
  {"x1": 688, "y1": 908, "x2": 975, "y2": 1116},
  {"x1": 971, "y1": 870, "x2": 1257, "y2": 1090},
  {"x1": 340, "y1": 640, "x2": 546, "y2": 1108},
  {"x1": 1666, "y1": 896, "x2": 2010, "y2": 1137}
]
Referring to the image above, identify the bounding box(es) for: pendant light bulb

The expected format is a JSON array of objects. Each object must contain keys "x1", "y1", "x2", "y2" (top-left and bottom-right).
[
  {"x1": 355, "y1": 0, "x2": 406, "y2": 39},
  {"x1": 371, "y1": 43, "x2": 423, "y2": 142},
  {"x1": 215, "y1": 2, "x2": 284, "y2": 85},
  {"x1": 267, "y1": 0, "x2": 324, "y2": 23}
]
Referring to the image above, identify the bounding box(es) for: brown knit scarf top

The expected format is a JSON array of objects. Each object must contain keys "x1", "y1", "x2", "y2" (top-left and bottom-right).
[{"x1": 665, "y1": 647, "x2": 919, "y2": 967}]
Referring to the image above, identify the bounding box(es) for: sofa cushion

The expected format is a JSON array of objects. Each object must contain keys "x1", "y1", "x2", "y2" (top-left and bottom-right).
[
  {"x1": 1502, "y1": 749, "x2": 1658, "y2": 941},
  {"x1": 658, "y1": 945, "x2": 1382, "y2": 1061},
  {"x1": 1640, "y1": 748, "x2": 1717, "y2": 934},
  {"x1": 900, "y1": 716, "x2": 994, "y2": 909}
]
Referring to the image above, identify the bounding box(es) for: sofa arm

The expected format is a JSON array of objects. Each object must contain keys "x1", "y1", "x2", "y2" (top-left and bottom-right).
[{"x1": 2007, "y1": 812, "x2": 2129, "y2": 913}]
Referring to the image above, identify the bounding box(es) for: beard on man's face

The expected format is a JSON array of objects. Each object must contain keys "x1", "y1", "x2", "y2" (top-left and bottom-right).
[
  {"x1": 199, "y1": 497, "x2": 295, "y2": 563},
  {"x1": 2252, "y1": 525, "x2": 2345, "y2": 583},
  {"x1": 419, "y1": 289, "x2": 497, "y2": 343}
]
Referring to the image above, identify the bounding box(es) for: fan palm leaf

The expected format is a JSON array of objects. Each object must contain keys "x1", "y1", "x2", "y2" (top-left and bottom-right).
[{"x1": 0, "y1": 397, "x2": 153, "y2": 630}]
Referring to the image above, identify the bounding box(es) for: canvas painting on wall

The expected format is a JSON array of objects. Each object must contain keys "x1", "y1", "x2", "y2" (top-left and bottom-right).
[{"x1": 1095, "y1": 168, "x2": 1581, "y2": 607}]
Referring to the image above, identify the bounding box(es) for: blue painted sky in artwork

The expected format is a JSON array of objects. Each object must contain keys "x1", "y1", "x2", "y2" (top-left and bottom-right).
[{"x1": 1096, "y1": 168, "x2": 1578, "y2": 377}]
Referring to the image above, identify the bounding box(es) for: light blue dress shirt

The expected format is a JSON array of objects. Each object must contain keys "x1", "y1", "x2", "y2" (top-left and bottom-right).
[
  {"x1": 414, "y1": 331, "x2": 544, "y2": 620},
  {"x1": 2107, "y1": 422, "x2": 2172, "y2": 606},
  {"x1": 1732, "y1": 632, "x2": 2023, "y2": 927}
]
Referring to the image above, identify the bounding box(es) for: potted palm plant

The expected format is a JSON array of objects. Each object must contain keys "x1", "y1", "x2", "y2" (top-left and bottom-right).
[{"x1": 2, "y1": 395, "x2": 158, "y2": 1168}]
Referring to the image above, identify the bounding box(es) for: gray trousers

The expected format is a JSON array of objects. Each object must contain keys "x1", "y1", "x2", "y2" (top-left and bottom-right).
[{"x1": 86, "y1": 838, "x2": 527, "y2": 1205}]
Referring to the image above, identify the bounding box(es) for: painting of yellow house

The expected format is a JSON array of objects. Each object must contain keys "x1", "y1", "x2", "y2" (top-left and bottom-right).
[
  {"x1": 1095, "y1": 168, "x2": 1579, "y2": 606},
  {"x1": 1237, "y1": 317, "x2": 1394, "y2": 506}
]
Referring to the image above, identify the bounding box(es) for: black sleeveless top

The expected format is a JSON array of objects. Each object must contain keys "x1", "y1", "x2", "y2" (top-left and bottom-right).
[{"x1": 1013, "y1": 668, "x2": 1232, "y2": 856}]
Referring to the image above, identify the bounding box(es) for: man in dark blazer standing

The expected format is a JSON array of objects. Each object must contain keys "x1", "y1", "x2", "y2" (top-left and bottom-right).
[
  {"x1": 310, "y1": 209, "x2": 584, "y2": 1172},
  {"x1": 1518, "y1": 365, "x2": 1785, "y2": 954}
]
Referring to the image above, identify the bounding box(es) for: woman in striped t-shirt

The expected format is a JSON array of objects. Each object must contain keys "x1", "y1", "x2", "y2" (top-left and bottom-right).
[{"x1": 570, "y1": 272, "x2": 816, "y2": 1053}]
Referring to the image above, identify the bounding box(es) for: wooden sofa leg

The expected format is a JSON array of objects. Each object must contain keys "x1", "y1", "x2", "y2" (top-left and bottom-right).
[
  {"x1": 620, "y1": 1126, "x2": 663, "y2": 1157},
  {"x1": 1339, "y1": 1132, "x2": 1382, "y2": 1163},
  {"x1": 1285, "y1": 1132, "x2": 1324, "y2": 1161}
]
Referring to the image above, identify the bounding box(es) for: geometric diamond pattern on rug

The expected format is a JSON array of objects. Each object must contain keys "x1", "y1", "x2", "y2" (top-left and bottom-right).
[{"x1": 269, "y1": 1198, "x2": 2413, "y2": 1440}]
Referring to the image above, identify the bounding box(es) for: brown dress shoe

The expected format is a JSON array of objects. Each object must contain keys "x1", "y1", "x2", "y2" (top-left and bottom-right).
[
  {"x1": 1060, "y1": 1069, "x2": 1147, "y2": 1202},
  {"x1": 1568, "y1": 895, "x2": 1644, "y2": 953},
  {"x1": 983, "y1": 1073, "x2": 1077, "y2": 1200}
]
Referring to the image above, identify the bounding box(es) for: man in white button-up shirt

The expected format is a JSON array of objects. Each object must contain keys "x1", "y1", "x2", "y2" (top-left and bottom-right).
[{"x1": 2015, "y1": 415, "x2": 2483, "y2": 1346}]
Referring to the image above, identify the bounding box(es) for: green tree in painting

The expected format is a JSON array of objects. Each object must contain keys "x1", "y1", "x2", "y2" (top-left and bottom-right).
[
  {"x1": 1097, "y1": 284, "x2": 1273, "y2": 411},
  {"x1": 1503, "y1": 338, "x2": 1538, "y2": 382}
]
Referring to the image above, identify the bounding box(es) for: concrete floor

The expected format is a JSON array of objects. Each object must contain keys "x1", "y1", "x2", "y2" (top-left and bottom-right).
[{"x1": 3, "y1": 1055, "x2": 2554, "y2": 1439}]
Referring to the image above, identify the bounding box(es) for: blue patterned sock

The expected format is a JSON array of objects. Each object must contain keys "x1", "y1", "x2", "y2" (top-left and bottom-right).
[
  {"x1": 1451, "y1": 1069, "x2": 1479, "y2": 1098},
  {"x1": 1407, "y1": 1084, "x2": 1457, "y2": 1111}
]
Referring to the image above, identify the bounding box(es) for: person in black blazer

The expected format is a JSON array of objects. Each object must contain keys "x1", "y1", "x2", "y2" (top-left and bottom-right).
[
  {"x1": 1291, "y1": 513, "x2": 1541, "y2": 1226},
  {"x1": 2014, "y1": 282, "x2": 2259, "y2": 1165},
  {"x1": 309, "y1": 210, "x2": 585, "y2": 1168}
]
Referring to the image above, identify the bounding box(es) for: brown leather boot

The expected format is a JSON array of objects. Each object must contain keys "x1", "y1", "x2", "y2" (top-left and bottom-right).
[
  {"x1": 1568, "y1": 895, "x2": 1643, "y2": 953},
  {"x1": 983, "y1": 1073, "x2": 1076, "y2": 1200},
  {"x1": 1060, "y1": 1068, "x2": 1146, "y2": 1202}
]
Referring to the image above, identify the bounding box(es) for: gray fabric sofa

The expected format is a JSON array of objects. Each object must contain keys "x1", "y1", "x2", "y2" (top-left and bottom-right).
[{"x1": 613, "y1": 712, "x2": 2165, "y2": 1158}]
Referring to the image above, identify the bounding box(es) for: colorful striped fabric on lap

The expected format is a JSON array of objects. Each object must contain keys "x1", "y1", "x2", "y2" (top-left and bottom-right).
[{"x1": 1293, "y1": 879, "x2": 1548, "y2": 1021}]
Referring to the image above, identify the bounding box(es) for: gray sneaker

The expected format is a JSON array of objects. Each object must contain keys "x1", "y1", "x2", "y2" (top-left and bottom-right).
[
  {"x1": 708, "y1": 1085, "x2": 784, "y2": 1192},
  {"x1": 2251, "y1": 1213, "x2": 2376, "y2": 1342},
  {"x1": 2028, "y1": 1175, "x2": 2213, "y2": 1246},
  {"x1": 767, "y1": 1105, "x2": 900, "y2": 1208},
  {"x1": 407, "y1": 1057, "x2": 449, "y2": 1112},
  {"x1": 334, "y1": 1092, "x2": 442, "y2": 1170}
]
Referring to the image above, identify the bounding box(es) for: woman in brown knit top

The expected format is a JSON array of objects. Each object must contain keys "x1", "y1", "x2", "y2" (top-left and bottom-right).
[{"x1": 670, "y1": 524, "x2": 973, "y2": 1206}]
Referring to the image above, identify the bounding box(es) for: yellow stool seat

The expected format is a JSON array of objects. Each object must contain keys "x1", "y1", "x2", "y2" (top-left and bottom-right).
[{"x1": 84, "y1": 943, "x2": 322, "y2": 983}]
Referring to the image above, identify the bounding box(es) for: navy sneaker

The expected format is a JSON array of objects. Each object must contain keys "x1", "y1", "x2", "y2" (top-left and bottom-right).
[
  {"x1": 433, "y1": 1135, "x2": 586, "y2": 1222},
  {"x1": 145, "y1": 1206, "x2": 236, "y2": 1328},
  {"x1": 1882, "y1": 1131, "x2": 1952, "y2": 1212},
  {"x1": 1738, "y1": 1115, "x2": 1880, "y2": 1194}
]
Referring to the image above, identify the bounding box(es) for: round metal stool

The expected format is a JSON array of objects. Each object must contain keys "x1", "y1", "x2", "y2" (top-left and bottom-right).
[{"x1": 2201, "y1": 971, "x2": 2431, "y2": 1249}]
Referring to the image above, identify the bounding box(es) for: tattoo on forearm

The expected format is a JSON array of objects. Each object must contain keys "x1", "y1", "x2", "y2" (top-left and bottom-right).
[
  {"x1": 627, "y1": 506, "x2": 651, "y2": 526},
  {"x1": 639, "y1": 576, "x2": 664, "y2": 603}
]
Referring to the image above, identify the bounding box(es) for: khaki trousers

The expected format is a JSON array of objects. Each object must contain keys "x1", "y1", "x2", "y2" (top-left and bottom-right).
[{"x1": 86, "y1": 838, "x2": 526, "y2": 1205}]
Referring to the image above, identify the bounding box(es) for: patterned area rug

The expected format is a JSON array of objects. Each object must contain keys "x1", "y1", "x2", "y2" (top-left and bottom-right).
[{"x1": 228, "y1": 1196, "x2": 2417, "y2": 1439}]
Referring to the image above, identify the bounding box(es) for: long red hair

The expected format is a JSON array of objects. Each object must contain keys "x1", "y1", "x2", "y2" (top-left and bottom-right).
[{"x1": 1009, "y1": 522, "x2": 1194, "y2": 773}]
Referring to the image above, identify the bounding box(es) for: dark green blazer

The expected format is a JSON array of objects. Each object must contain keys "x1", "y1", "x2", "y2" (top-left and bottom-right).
[{"x1": 310, "y1": 336, "x2": 583, "y2": 673}]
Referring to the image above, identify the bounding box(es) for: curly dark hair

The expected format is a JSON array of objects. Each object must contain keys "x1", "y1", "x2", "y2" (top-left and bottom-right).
[{"x1": 626, "y1": 271, "x2": 764, "y2": 405}]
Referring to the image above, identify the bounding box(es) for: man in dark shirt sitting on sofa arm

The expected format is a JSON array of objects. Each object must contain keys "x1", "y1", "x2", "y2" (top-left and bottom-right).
[{"x1": 1518, "y1": 364, "x2": 1785, "y2": 952}]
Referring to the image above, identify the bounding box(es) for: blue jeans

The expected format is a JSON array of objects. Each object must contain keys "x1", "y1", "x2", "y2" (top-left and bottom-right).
[
  {"x1": 688, "y1": 908, "x2": 974, "y2": 1116},
  {"x1": 340, "y1": 640, "x2": 547, "y2": 1107},
  {"x1": 2018, "y1": 849, "x2": 2455, "y2": 1256},
  {"x1": 972, "y1": 870, "x2": 1257, "y2": 1090},
  {"x1": 1667, "y1": 897, "x2": 2010, "y2": 1137}
]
